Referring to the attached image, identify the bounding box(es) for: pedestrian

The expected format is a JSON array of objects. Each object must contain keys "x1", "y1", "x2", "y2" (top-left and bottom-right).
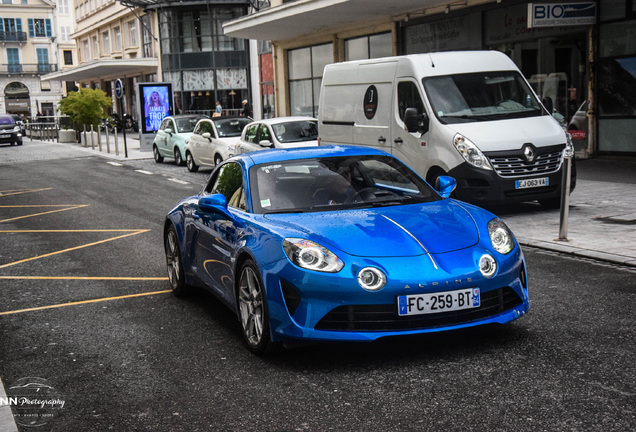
[
  {"x1": 241, "y1": 99, "x2": 252, "y2": 118},
  {"x1": 215, "y1": 101, "x2": 223, "y2": 114}
]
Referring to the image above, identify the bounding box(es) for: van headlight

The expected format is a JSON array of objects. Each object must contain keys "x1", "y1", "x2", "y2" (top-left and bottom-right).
[
  {"x1": 453, "y1": 134, "x2": 492, "y2": 170},
  {"x1": 283, "y1": 238, "x2": 344, "y2": 273},
  {"x1": 564, "y1": 132, "x2": 574, "y2": 158},
  {"x1": 488, "y1": 218, "x2": 515, "y2": 254}
]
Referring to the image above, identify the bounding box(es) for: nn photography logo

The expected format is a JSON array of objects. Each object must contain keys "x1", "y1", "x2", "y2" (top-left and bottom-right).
[{"x1": 2, "y1": 377, "x2": 65, "y2": 428}]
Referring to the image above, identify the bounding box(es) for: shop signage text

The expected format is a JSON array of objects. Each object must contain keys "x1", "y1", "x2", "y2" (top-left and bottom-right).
[{"x1": 528, "y1": 2, "x2": 596, "y2": 28}]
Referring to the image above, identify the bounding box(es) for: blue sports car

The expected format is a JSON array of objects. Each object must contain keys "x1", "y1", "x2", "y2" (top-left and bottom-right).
[{"x1": 164, "y1": 145, "x2": 529, "y2": 353}]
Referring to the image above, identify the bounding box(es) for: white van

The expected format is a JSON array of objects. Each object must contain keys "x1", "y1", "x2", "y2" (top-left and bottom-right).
[{"x1": 318, "y1": 50, "x2": 575, "y2": 207}]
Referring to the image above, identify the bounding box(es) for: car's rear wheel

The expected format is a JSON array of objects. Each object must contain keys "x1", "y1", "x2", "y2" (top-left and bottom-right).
[
  {"x1": 153, "y1": 145, "x2": 164, "y2": 163},
  {"x1": 174, "y1": 148, "x2": 184, "y2": 166},
  {"x1": 186, "y1": 152, "x2": 199, "y2": 172},
  {"x1": 237, "y1": 260, "x2": 280, "y2": 354},
  {"x1": 164, "y1": 225, "x2": 189, "y2": 297}
]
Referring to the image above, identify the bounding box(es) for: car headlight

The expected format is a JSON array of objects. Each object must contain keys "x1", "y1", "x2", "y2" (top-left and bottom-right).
[
  {"x1": 488, "y1": 218, "x2": 515, "y2": 254},
  {"x1": 453, "y1": 133, "x2": 492, "y2": 170},
  {"x1": 357, "y1": 267, "x2": 387, "y2": 291},
  {"x1": 283, "y1": 238, "x2": 344, "y2": 273},
  {"x1": 13, "y1": 126, "x2": 20, "y2": 133},
  {"x1": 564, "y1": 131, "x2": 574, "y2": 158}
]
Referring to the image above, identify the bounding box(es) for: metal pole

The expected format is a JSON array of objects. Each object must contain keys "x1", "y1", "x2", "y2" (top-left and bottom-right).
[
  {"x1": 114, "y1": 128, "x2": 119, "y2": 156},
  {"x1": 105, "y1": 127, "x2": 111, "y2": 154},
  {"x1": 90, "y1": 125, "x2": 95, "y2": 150},
  {"x1": 82, "y1": 125, "x2": 87, "y2": 147},
  {"x1": 558, "y1": 156, "x2": 572, "y2": 240}
]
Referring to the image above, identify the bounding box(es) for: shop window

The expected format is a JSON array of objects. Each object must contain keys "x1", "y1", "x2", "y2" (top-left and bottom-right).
[
  {"x1": 600, "y1": 20, "x2": 636, "y2": 57},
  {"x1": 597, "y1": 57, "x2": 636, "y2": 116},
  {"x1": 288, "y1": 43, "x2": 332, "y2": 117},
  {"x1": 345, "y1": 33, "x2": 392, "y2": 61}
]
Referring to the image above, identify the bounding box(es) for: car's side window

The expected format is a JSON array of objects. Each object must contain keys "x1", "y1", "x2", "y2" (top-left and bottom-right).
[
  {"x1": 244, "y1": 124, "x2": 258, "y2": 143},
  {"x1": 159, "y1": 118, "x2": 170, "y2": 131},
  {"x1": 205, "y1": 162, "x2": 246, "y2": 210},
  {"x1": 200, "y1": 121, "x2": 213, "y2": 135}
]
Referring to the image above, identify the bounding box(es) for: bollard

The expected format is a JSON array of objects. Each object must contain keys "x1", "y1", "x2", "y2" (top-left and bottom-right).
[
  {"x1": 90, "y1": 125, "x2": 95, "y2": 150},
  {"x1": 82, "y1": 125, "x2": 87, "y2": 147},
  {"x1": 105, "y1": 128, "x2": 111, "y2": 154},
  {"x1": 114, "y1": 128, "x2": 119, "y2": 156},
  {"x1": 558, "y1": 155, "x2": 572, "y2": 240}
]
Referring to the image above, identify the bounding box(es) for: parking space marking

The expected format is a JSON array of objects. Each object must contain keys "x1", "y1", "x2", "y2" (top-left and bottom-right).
[
  {"x1": 0, "y1": 229, "x2": 150, "y2": 270},
  {"x1": 168, "y1": 178, "x2": 190, "y2": 185},
  {"x1": 0, "y1": 188, "x2": 52, "y2": 197},
  {"x1": 0, "y1": 290, "x2": 172, "y2": 316},
  {"x1": 0, "y1": 276, "x2": 167, "y2": 280},
  {"x1": 0, "y1": 205, "x2": 89, "y2": 223}
]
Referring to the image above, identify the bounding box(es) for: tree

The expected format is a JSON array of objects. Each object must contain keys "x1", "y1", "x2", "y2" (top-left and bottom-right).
[{"x1": 57, "y1": 88, "x2": 112, "y2": 130}]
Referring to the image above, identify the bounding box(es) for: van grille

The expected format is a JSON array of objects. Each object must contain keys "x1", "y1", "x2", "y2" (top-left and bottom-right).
[{"x1": 488, "y1": 148, "x2": 563, "y2": 178}]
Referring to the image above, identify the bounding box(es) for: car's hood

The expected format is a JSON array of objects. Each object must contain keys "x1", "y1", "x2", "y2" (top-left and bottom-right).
[
  {"x1": 448, "y1": 115, "x2": 566, "y2": 151},
  {"x1": 263, "y1": 201, "x2": 479, "y2": 257}
]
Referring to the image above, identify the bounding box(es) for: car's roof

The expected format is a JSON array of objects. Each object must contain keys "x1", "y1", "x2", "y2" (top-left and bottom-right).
[
  {"x1": 0, "y1": 114, "x2": 15, "y2": 121},
  {"x1": 240, "y1": 145, "x2": 390, "y2": 166},
  {"x1": 168, "y1": 114, "x2": 209, "y2": 119},
  {"x1": 252, "y1": 116, "x2": 317, "y2": 126}
]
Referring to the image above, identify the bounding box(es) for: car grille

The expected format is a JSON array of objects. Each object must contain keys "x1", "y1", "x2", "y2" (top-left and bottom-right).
[
  {"x1": 314, "y1": 287, "x2": 522, "y2": 331},
  {"x1": 488, "y1": 148, "x2": 563, "y2": 178}
]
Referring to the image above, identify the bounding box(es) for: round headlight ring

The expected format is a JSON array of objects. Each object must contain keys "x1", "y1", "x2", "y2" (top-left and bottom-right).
[
  {"x1": 479, "y1": 254, "x2": 497, "y2": 278},
  {"x1": 357, "y1": 267, "x2": 387, "y2": 291}
]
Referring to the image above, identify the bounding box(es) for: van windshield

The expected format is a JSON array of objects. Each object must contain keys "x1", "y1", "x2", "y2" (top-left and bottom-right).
[{"x1": 423, "y1": 71, "x2": 546, "y2": 124}]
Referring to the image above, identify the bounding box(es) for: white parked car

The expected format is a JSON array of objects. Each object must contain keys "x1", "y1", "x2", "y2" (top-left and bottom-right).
[
  {"x1": 185, "y1": 116, "x2": 252, "y2": 172},
  {"x1": 153, "y1": 114, "x2": 209, "y2": 166},
  {"x1": 236, "y1": 117, "x2": 319, "y2": 154}
]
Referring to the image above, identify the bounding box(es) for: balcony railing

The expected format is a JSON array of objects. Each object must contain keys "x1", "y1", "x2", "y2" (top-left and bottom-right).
[
  {"x1": 0, "y1": 64, "x2": 59, "y2": 75},
  {"x1": 0, "y1": 31, "x2": 28, "y2": 42}
]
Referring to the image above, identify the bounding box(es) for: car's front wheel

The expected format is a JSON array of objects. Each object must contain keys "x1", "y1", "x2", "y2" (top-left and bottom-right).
[
  {"x1": 214, "y1": 154, "x2": 223, "y2": 166},
  {"x1": 237, "y1": 260, "x2": 280, "y2": 354},
  {"x1": 186, "y1": 152, "x2": 199, "y2": 172},
  {"x1": 164, "y1": 225, "x2": 189, "y2": 297},
  {"x1": 153, "y1": 145, "x2": 164, "y2": 163},
  {"x1": 174, "y1": 148, "x2": 184, "y2": 166}
]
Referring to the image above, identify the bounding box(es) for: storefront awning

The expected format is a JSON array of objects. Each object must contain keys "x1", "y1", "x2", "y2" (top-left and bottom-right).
[
  {"x1": 223, "y1": 0, "x2": 453, "y2": 41},
  {"x1": 40, "y1": 58, "x2": 159, "y2": 83}
]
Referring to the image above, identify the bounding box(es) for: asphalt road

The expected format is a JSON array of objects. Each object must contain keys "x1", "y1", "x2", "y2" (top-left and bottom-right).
[{"x1": 0, "y1": 142, "x2": 634, "y2": 431}]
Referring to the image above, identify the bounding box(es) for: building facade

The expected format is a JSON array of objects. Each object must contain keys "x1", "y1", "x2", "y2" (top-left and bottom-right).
[
  {"x1": 0, "y1": 0, "x2": 64, "y2": 118},
  {"x1": 224, "y1": 0, "x2": 636, "y2": 158}
]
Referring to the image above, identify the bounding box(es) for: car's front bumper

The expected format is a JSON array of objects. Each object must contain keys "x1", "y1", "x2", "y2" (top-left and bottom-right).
[{"x1": 261, "y1": 245, "x2": 529, "y2": 343}]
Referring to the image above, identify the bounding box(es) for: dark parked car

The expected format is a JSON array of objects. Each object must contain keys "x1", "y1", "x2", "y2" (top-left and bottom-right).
[{"x1": 0, "y1": 115, "x2": 23, "y2": 146}]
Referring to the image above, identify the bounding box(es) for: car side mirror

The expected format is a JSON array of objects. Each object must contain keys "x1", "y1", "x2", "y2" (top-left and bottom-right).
[
  {"x1": 198, "y1": 194, "x2": 233, "y2": 219},
  {"x1": 404, "y1": 107, "x2": 429, "y2": 134},
  {"x1": 202, "y1": 132, "x2": 211, "y2": 141},
  {"x1": 165, "y1": 128, "x2": 172, "y2": 134},
  {"x1": 436, "y1": 176, "x2": 457, "y2": 199},
  {"x1": 258, "y1": 139, "x2": 273, "y2": 148}
]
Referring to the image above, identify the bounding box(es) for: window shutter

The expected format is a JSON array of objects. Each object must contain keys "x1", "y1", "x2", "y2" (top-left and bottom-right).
[
  {"x1": 16, "y1": 18, "x2": 22, "y2": 33},
  {"x1": 45, "y1": 19, "x2": 52, "y2": 37},
  {"x1": 0, "y1": 19, "x2": 4, "y2": 33},
  {"x1": 27, "y1": 18, "x2": 34, "y2": 37}
]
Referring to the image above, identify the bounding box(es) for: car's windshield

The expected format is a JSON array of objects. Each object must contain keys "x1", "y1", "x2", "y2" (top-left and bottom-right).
[
  {"x1": 176, "y1": 116, "x2": 206, "y2": 133},
  {"x1": 0, "y1": 116, "x2": 15, "y2": 125},
  {"x1": 214, "y1": 118, "x2": 251, "y2": 137},
  {"x1": 423, "y1": 71, "x2": 545, "y2": 123},
  {"x1": 272, "y1": 120, "x2": 318, "y2": 143},
  {"x1": 250, "y1": 155, "x2": 440, "y2": 214}
]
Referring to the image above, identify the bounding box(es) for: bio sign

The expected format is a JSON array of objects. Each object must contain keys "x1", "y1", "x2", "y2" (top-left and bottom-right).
[{"x1": 528, "y1": 2, "x2": 596, "y2": 28}]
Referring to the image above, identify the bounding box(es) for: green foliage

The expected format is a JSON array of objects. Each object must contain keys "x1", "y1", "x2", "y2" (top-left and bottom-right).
[{"x1": 57, "y1": 88, "x2": 112, "y2": 129}]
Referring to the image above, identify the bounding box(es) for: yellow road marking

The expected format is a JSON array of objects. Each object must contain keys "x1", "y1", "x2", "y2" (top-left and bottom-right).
[
  {"x1": 0, "y1": 229, "x2": 146, "y2": 233},
  {"x1": 0, "y1": 204, "x2": 89, "y2": 223},
  {"x1": 0, "y1": 276, "x2": 167, "y2": 280},
  {"x1": 0, "y1": 290, "x2": 172, "y2": 316},
  {"x1": 0, "y1": 229, "x2": 150, "y2": 269},
  {"x1": 0, "y1": 188, "x2": 52, "y2": 197}
]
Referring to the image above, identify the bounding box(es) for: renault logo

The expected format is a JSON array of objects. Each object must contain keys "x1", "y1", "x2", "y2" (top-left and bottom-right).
[{"x1": 522, "y1": 143, "x2": 537, "y2": 163}]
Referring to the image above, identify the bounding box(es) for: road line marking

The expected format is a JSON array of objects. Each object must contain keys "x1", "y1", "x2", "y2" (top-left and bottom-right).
[
  {"x1": 135, "y1": 170, "x2": 154, "y2": 175},
  {"x1": 0, "y1": 378, "x2": 19, "y2": 432},
  {"x1": 0, "y1": 229, "x2": 145, "y2": 233},
  {"x1": 0, "y1": 276, "x2": 167, "y2": 281},
  {"x1": 168, "y1": 178, "x2": 190, "y2": 185},
  {"x1": 0, "y1": 188, "x2": 52, "y2": 197},
  {"x1": 0, "y1": 290, "x2": 172, "y2": 316},
  {"x1": 107, "y1": 162, "x2": 124, "y2": 167},
  {"x1": 0, "y1": 204, "x2": 89, "y2": 223},
  {"x1": 0, "y1": 229, "x2": 151, "y2": 269}
]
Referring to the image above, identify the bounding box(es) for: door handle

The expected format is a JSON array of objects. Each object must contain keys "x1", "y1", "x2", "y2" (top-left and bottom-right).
[
  {"x1": 378, "y1": 136, "x2": 386, "y2": 144},
  {"x1": 394, "y1": 138, "x2": 403, "y2": 145}
]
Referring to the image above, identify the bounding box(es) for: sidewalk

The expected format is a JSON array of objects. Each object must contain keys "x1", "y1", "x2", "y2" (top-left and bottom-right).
[
  {"x1": 69, "y1": 130, "x2": 153, "y2": 160},
  {"x1": 28, "y1": 136, "x2": 636, "y2": 268}
]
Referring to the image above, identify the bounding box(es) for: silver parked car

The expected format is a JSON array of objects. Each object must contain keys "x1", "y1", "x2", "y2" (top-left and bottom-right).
[{"x1": 236, "y1": 116, "x2": 319, "y2": 155}]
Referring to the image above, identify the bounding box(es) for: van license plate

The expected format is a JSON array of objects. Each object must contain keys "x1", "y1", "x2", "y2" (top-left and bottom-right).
[
  {"x1": 515, "y1": 177, "x2": 548, "y2": 189},
  {"x1": 397, "y1": 288, "x2": 480, "y2": 316}
]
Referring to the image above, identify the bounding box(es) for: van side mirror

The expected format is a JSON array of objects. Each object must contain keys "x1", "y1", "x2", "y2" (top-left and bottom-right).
[{"x1": 404, "y1": 108, "x2": 429, "y2": 134}]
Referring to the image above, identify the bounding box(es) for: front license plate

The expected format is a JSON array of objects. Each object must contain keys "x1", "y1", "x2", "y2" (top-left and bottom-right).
[
  {"x1": 515, "y1": 177, "x2": 549, "y2": 189},
  {"x1": 0, "y1": 134, "x2": 10, "y2": 138},
  {"x1": 397, "y1": 288, "x2": 480, "y2": 316}
]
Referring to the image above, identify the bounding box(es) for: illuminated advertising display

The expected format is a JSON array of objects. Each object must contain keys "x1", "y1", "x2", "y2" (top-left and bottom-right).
[{"x1": 139, "y1": 83, "x2": 173, "y2": 134}]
